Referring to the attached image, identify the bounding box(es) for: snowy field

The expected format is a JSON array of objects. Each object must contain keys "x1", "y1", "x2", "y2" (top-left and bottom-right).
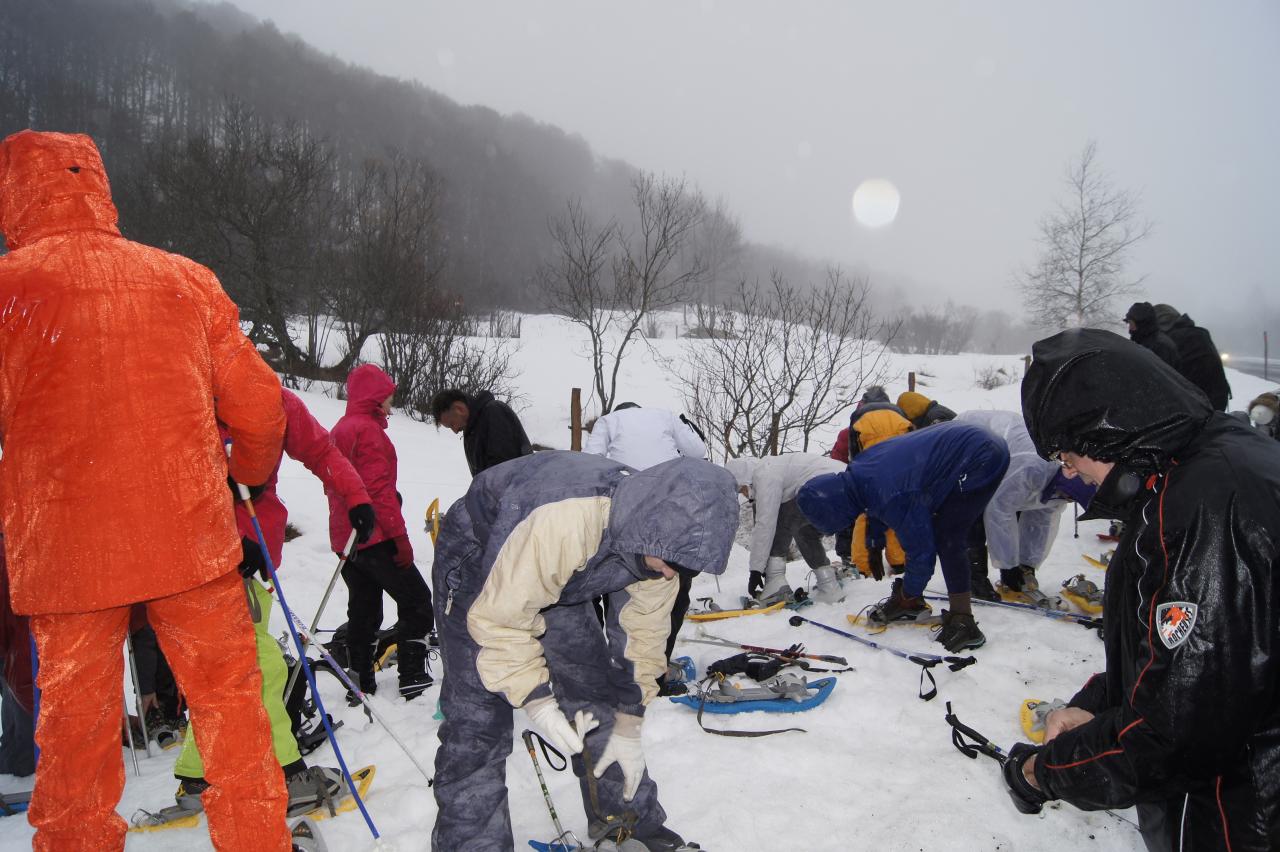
[{"x1": 1, "y1": 316, "x2": 1272, "y2": 851}]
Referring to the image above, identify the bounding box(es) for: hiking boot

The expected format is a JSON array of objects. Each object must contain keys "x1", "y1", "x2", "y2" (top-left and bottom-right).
[
  {"x1": 146, "y1": 707, "x2": 182, "y2": 750},
  {"x1": 173, "y1": 776, "x2": 209, "y2": 813},
  {"x1": 934, "y1": 610, "x2": 986, "y2": 652},
  {"x1": 397, "y1": 637, "x2": 432, "y2": 701},
  {"x1": 811, "y1": 565, "x2": 846, "y2": 604},
  {"x1": 999, "y1": 567, "x2": 1025, "y2": 592},
  {"x1": 753, "y1": 556, "x2": 792, "y2": 606},
  {"x1": 890, "y1": 563, "x2": 905, "y2": 575},
  {"x1": 285, "y1": 766, "x2": 346, "y2": 817},
  {"x1": 869, "y1": 579, "x2": 929, "y2": 624},
  {"x1": 1018, "y1": 565, "x2": 1041, "y2": 592},
  {"x1": 971, "y1": 572, "x2": 1000, "y2": 602},
  {"x1": 633, "y1": 825, "x2": 702, "y2": 851},
  {"x1": 346, "y1": 639, "x2": 378, "y2": 705}
]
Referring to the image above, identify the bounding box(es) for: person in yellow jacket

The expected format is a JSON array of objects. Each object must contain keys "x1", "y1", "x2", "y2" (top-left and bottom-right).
[
  {"x1": 897, "y1": 391, "x2": 957, "y2": 430},
  {"x1": 846, "y1": 408, "x2": 912, "y2": 579}
]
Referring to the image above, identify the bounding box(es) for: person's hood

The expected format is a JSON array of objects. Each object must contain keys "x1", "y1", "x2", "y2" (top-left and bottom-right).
[
  {"x1": 1124, "y1": 302, "x2": 1159, "y2": 338},
  {"x1": 850, "y1": 408, "x2": 912, "y2": 452},
  {"x1": 0, "y1": 130, "x2": 120, "y2": 251},
  {"x1": 607, "y1": 457, "x2": 739, "y2": 575},
  {"x1": 1153, "y1": 303, "x2": 1181, "y2": 334},
  {"x1": 1021, "y1": 328, "x2": 1212, "y2": 476},
  {"x1": 896, "y1": 391, "x2": 932, "y2": 422},
  {"x1": 345, "y1": 364, "x2": 396, "y2": 422},
  {"x1": 859, "y1": 385, "x2": 890, "y2": 405},
  {"x1": 723, "y1": 456, "x2": 759, "y2": 488},
  {"x1": 795, "y1": 473, "x2": 864, "y2": 535}
]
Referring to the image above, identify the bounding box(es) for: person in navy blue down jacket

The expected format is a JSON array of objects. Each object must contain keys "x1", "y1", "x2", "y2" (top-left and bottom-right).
[
  {"x1": 797, "y1": 422, "x2": 1010, "y2": 652},
  {"x1": 430, "y1": 451, "x2": 737, "y2": 852}
]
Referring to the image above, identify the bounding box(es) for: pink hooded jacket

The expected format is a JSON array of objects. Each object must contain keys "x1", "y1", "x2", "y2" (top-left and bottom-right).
[{"x1": 327, "y1": 365, "x2": 405, "y2": 552}]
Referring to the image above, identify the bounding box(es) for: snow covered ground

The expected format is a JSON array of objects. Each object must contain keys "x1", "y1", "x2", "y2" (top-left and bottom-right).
[{"x1": 1, "y1": 316, "x2": 1272, "y2": 851}]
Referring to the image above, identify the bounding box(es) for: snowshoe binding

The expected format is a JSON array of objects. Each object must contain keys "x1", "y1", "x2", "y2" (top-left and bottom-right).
[
  {"x1": 1061, "y1": 574, "x2": 1103, "y2": 614},
  {"x1": 1020, "y1": 697, "x2": 1068, "y2": 744},
  {"x1": 286, "y1": 766, "x2": 348, "y2": 818},
  {"x1": 866, "y1": 578, "x2": 933, "y2": 626},
  {"x1": 291, "y1": 816, "x2": 328, "y2": 852},
  {"x1": 997, "y1": 566, "x2": 1064, "y2": 610}
]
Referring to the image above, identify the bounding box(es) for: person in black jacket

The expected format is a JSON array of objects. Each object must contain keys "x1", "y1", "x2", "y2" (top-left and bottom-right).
[
  {"x1": 1123, "y1": 302, "x2": 1180, "y2": 370},
  {"x1": 431, "y1": 388, "x2": 533, "y2": 476},
  {"x1": 1012, "y1": 328, "x2": 1279, "y2": 852},
  {"x1": 1153, "y1": 304, "x2": 1232, "y2": 411}
]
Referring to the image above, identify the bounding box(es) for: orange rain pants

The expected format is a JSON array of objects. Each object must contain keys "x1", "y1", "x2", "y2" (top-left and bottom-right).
[
  {"x1": 28, "y1": 571, "x2": 289, "y2": 852},
  {"x1": 851, "y1": 514, "x2": 906, "y2": 575}
]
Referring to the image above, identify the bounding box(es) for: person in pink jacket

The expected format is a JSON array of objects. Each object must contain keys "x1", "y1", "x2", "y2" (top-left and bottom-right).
[{"x1": 328, "y1": 365, "x2": 434, "y2": 701}]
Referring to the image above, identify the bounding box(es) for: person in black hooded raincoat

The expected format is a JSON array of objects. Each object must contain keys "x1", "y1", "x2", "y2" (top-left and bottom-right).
[
  {"x1": 1011, "y1": 327, "x2": 1279, "y2": 852},
  {"x1": 430, "y1": 451, "x2": 738, "y2": 852}
]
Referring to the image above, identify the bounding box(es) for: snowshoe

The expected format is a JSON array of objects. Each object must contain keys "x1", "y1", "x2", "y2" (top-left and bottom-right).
[
  {"x1": 687, "y1": 599, "x2": 785, "y2": 622},
  {"x1": 785, "y1": 588, "x2": 814, "y2": 610},
  {"x1": 146, "y1": 707, "x2": 182, "y2": 750},
  {"x1": 286, "y1": 766, "x2": 347, "y2": 818},
  {"x1": 291, "y1": 816, "x2": 328, "y2": 852},
  {"x1": 1081, "y1": 549, "x2": 1113, "y2": 571},
  {"x1": 1061, "y1": 574, "x2": 1103, "y2": 614},
  {"x1": 0, "y1": 790, "x2": 31, "y2": 818},
  {"x1": 670, "y1": 673, "x2": 836, "y2": 715},
  {"x1": 847, "y1": 610, "x2": 941, "y2": 629},
  {"x1": 1020, "y1": 697, "x2": 1068, "y2": 744},
  {"x1": 668, "y1": 656, "x2": 697, "y2": 684},
  {"x1": 997, "y1": 584, "x2": 1065, "y2": 610},
  {"x1": 303, "y1": 765, "x2": 375, "y2": 822},
  {"x1": 528, "y1": 842, "x2": 580, "y2": 852},
  {"x1": 750, "y1": 584, "x2": 794, "y2": 608},
  {"x1": 866, "y1": 578, "x2": 932, "y2": 625},
  {"x1": 587, "y1": 824, "x2": 701, "y2": 851},
  {"x1": 932, "y1": 610, "x2": 985, "y2": 652},
  {"x1": 129, "y1": 778, "x2": 207, "y2": 832},
  {"x1": 832, "y1": 559, "x2": 861, "y2": 582}
]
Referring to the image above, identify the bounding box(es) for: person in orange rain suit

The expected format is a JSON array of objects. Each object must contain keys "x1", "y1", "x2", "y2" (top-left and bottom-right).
[
  {"x1": 847, "y1": 407, "x2": 913, "y2": 579},
  {"x1": 0, "y1": 130, "x2": 290, "y2": 851}
]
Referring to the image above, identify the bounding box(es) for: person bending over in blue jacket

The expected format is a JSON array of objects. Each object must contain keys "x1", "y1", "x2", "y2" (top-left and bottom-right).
[
  {"x1": 797, "y1": 422, "x2": 1010, "y2": 652},
  {"x1": 430, "y1": 451, "x2": 737, "y2": 852}
]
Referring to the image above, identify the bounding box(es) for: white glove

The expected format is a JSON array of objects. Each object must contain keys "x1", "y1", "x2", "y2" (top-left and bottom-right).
[
  {"x1": 592, "y1": 713, "x2": 646, "y2": 801},
  {"x1": 524, "y1": 696, "x2": 598, "y2": 756}
]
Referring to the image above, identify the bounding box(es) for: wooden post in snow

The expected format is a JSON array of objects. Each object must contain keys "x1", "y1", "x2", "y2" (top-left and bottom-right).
[
  {"x1": 908, "y1": 371, "x2": 916, "y2": 392},
  {"x1": 570, "y1": 388, "x2": 583, "y2": 451},
  {"x1": 1023, "y1": 354, "x2": 1032, "y2": 375}
]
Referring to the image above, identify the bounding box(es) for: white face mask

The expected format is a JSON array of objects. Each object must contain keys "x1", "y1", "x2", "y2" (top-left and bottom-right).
[{"x1": 1251, "y1": 404, "x2": 1276, "y2": 427}]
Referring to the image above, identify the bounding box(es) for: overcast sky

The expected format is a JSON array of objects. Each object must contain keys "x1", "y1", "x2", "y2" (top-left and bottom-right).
[{"x1": 225, "y1": 0, "x2": 1278, "y2": 337}]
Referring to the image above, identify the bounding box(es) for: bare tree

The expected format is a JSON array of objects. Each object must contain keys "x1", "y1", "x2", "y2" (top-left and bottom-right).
[
  {"x1": 540, "y1": 173, "x2": 706, "y2": 414},
  {"x1": 677, "y1": 269, "x2": 898, "y2": 460},
  {"x1": 894, "y1": 301, "x2": 978, "y2": 355},
  {"x1": 1017, "y1": 141, "x2": 1152, "y2": 328}
]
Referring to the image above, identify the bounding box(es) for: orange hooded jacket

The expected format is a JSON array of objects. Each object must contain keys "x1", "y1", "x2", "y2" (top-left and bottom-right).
[{"x1": 0, "y1": 130, "x2": 285, "y2": 615}]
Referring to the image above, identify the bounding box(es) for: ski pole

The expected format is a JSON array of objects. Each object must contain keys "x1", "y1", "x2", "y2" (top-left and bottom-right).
[
  {"x1": 281, "y1": 529, "x2": 358, "y2": 704},
  {"x1": 29, "y1": 634, "x2": 40, "y2": 767},
  {"x1": 234, "y1": 482, "x2": 381, "y2": 841},
  {"x1": 522, "y1": 729, "x2": 583, "y2": 851},
  {"x1": 788, "y1": 614, "x2": 975, "y2": 701},
  {"x1": 125, "y1": 633, "x2": 154, "y2": 758},
  {"x1": 922, "y1": 593, "x2": 1102, "y2": 631},
  {"x1": 683, "y1": 627, "x2": 850, "y2": 666},
  {"x1": 283, "y1": 604, "x2": 436, "y2": 788},
  {"x1": 123, "y1": 709, "x2": 141, "y2": 777}
]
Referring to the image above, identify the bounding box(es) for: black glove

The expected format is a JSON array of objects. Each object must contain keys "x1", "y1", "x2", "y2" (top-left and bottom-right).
[
  {"x1": 238, "y1": 536, "x2": 268, "y2": 580},
  {"x1": 1003, "y1": 742, "x2": 1047, "y2": 815},
  {"x1": 227, "y1": 476, "x2": 267, "y2": 502},
  {"x1": 347, "y1": 503, "x2": 377, "y2": 544},
  {"x1": 867, "y1": 548, "x2": 885, "y2": 582},
  {"x1": 999, "y1": 567, "x2": 1024, "y2": 591},
  {"x1": 748, "y1": 570, "x2": 764, "y2": 598}
]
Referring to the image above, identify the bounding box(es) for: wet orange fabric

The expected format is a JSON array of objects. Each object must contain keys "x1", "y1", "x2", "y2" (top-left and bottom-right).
[
  {"x1": 29, "y1": 571, "x2": 289, "y2": 852},
  {"x1": 0, "y1": 130, "x2": 289, "y2": 851},
  {"x1": 0, "y1": 130, "x2": 286, "y2": 614},
  {"x1": 850, "y1": 409, "x2": 912, "y2": 571}
]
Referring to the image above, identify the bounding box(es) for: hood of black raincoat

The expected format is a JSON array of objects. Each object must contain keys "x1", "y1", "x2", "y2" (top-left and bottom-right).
[
  {"x1": 1021, "y1": 328, "x2": 1213, "y2": 476},
  {"x1": 608, "y1": 457, "x2": 738, "y2": 575}
]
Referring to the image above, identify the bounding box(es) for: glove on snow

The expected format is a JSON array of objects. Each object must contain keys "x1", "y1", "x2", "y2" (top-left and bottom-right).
[
  {"x1": 238, "y1": 536, "x2": 268, "y2": 580},
  {"x1": 747, "y1": 570, "x2": 764, "y2": 598},
  {"x1": 867, "y1": 547, "x2": 885, "y2": 582},
  {"x1": 525, "y1": 695, "x2": 598, "y2": 757},
  {"x1": 1003, "y1": 742, "x2": 1047, "y2": 815},
  {"x1": 593, "y1": 712, "x2": 646, "y2": 801},
  {"x1": 347, "y1": 503, "x2": 377, "y2": 545},
  {"x1": 391, "y1": 534, "x2": 415, "y2": 568}
]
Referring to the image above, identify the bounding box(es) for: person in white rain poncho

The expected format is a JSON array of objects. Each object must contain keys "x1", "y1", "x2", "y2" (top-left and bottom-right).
[
  {"x1": 954, "y1": 410, "x2": 1094, "y2": 600},
  {"x1": 724, "y1": 453, "x2": 848, "y2": 606}
]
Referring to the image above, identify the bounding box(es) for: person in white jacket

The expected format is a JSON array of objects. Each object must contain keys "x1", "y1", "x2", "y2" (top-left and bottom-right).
[
  {"x1": 725, "y1": 453, "x2": 848, "y2": 605},
  {"x1": 583, "y1": 404, "x2": 708, "y2": 469},
  {"x1": 955, "y1": 410, "x2": 1083, "y2": 600}
]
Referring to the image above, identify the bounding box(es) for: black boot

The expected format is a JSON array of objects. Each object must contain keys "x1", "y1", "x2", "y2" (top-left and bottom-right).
[
  {"x1": 345, "y1": 641, "x2": 377, "y2": 706},
  {"x1": 397, "y1": 637, "x2": 433, "y2": 701},
  {"x1": 934, "y1": 610, "x2": 986, "y2": 652},
  {"x1": 967, "y1": 544, "x2": 998, "y2": 601},
  {"x1": 999, "y1": 567, "x2": 1025, "y2": 592}
]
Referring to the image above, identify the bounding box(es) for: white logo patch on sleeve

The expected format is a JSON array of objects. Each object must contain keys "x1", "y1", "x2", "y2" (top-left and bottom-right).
[{"x1": 1156, "y1": 602, "x2": 1198, "y2": 649}]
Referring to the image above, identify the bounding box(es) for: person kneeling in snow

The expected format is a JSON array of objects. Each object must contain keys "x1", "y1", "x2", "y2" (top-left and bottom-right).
[
  {"x1": 431, "y1": 452, "x2": 737, "y2": 852},
  {"x1": 1004, "y1": 328, "x2": 1280, "y2": 850},
  {"x1": 797, "y1": 422, "x2": 1010, "y2": 652}
]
